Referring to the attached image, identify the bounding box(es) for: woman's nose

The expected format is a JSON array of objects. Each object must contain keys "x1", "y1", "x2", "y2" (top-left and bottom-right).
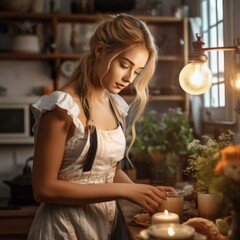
[{"x1": 123, "y1": 70, "x2": 134, "y2": 83}]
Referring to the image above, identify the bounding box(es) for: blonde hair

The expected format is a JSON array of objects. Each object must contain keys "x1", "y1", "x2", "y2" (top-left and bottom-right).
[{"x1": 69, "y1": 13, "x2": 158, "y2": 154}]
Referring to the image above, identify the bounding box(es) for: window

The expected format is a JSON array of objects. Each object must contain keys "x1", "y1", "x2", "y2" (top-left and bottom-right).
[
  {"x1": 199, "y1": 0, "x2": 236, "y2": 122},
  {"x1": 200, "y1": 0, "x2": 226, "y2": 117}
]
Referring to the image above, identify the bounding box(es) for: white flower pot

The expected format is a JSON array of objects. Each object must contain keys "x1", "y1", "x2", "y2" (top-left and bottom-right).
[
  {"x1": 197, "y1": 192, "x2": 223, "y2": 220},
  {"x1": 12, "y1": 35, "x2": 40, "y2": 53}
]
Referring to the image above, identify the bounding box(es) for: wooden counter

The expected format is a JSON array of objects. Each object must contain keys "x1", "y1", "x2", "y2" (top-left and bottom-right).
[
  {"x1": 127, "y1": 223, "x2": 143, "y2": 240},
  {"x1": 118, "y1": 199, "x2": 145, "y2": 240},
  {"x1": 0, "y1": 201, "x2": 143, "y2": 240},
  {"x1": 0, "y1": 206, "x2": 37, "y2": 240}
]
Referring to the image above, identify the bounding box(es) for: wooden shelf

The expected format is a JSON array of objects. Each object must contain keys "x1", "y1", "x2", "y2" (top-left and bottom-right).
[
  {"x1": 0, "y1": 12, "x2": 53, "y2": 21},
  {"x1": 0, "y1": 12, "x2": 183, "y2": 23},
  {"x1": 0, "y1": 52, "x2": 182, "y2": 62},
  {"x1": 150, "y1": 95, "x2": 185, "y2": 101},
  {"x1": 0, "y1": 12, "x2": 189, "y2": 111},
  {"x1": 122, "y1": 95, "x2": 184, "y2": 101},
  {"x1": 158, "y1": 55, "x2": 182, "y2": 61},
  {"x1": 0, "y1": 138, "x2": 34, "y2": 145},
  {"x1": 0, "y1": 52, "x2": 81, "y2": 60}
]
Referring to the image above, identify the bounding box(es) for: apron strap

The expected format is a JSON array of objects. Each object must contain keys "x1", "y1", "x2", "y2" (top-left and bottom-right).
[{"x1": 83, "y1": 126, "x2": 98, "y2": 172}]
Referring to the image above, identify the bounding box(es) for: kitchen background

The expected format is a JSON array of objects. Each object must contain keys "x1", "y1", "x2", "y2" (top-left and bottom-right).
[{"x1": 0, "y1": 0, "x2": 230, "y2": 199}]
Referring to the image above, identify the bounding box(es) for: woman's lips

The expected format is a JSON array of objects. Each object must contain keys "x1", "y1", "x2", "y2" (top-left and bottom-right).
[{"x1": 116, "y1": 83, "x2": 125, "y2": 89}]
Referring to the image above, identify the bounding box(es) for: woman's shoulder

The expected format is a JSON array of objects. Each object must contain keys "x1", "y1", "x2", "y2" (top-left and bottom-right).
[
  {"x1": 31, "y1": 91, "x2": 86, "y2": 134},
  {"x1": 31, "y1": 91, "x2": 80, "y2": 124},
  {"x1": 32, "y1": 91, "x2": 79, "y2": 113}
]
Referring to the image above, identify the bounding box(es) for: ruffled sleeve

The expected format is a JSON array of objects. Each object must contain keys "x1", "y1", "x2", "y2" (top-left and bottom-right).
[{"x1": 31, "y1": 91, "x2": 84, "y2": 135}]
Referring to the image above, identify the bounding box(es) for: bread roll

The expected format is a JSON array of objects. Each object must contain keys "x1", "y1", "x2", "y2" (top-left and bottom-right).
[{"x1": 183, "y1": 217, "x2": 227, "y2": 240}]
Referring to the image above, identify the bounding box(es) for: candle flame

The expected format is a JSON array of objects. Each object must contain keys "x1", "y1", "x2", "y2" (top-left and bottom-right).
[
  {"x1": 164, "y1": 210, "x2": 169, "y2": 215},
  {"x1": 168, "y1": 227, "x2": 175, "y2": 236}
]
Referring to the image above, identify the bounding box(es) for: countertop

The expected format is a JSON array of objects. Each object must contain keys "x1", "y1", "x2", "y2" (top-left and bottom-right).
[
  {"x1": 118, "y1": 199, "x2": 145, "y2": 240},
  {"x1": 0, "y1": 205, "x2": 37, "y2": 217},
  {"x1": 0, "y1": 204, "x2": 38, "y2": 240}
]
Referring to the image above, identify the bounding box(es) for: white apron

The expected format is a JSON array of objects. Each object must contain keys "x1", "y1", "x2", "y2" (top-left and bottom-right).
[{"x1": 27, "y1": 91, "x2": 128, "y2": 240}]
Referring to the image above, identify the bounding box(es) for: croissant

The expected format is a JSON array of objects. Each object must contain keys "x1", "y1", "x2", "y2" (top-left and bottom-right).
[{"x1": 183, "y1": 217, "x2": 227, "y2": 240}]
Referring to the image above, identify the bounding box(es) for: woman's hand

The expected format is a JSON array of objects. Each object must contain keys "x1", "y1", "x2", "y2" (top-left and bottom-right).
[
  {"x1": 122, "y1": 184, "x2": 175, "y2": 213},
  {"x1": 155, "y1": 186, "x2": 176, "y2": 195}
]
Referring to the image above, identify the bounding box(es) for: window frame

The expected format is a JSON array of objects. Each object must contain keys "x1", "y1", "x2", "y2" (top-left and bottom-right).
[{"x1": 200, "y1": 0, "x2": 236, "y2": 122}]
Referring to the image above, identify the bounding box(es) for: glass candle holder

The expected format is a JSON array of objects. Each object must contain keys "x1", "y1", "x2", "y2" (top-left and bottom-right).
[
  {"x1": 158, "y1": 190, "x2": 185, "y2": 218},
  {"x1": 197, "y1": 192, "x2": 223, "y2": 220},
  {"x1": 148, "y1": 223, "x2": 195, "y2": 240}
]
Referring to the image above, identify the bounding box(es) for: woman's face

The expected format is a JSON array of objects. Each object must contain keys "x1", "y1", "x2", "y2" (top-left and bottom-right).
[{"x1": 95, "y1": 44, "x2": 149, "y2": 94}]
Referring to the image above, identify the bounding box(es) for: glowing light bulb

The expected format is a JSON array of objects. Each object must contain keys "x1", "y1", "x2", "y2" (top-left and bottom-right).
[
  {"x1": 179, "y1": 62, "x2": 212, "y2": 95},
  {"x1": 230, "y1": 66, "x2": 240, "y2": 92}
]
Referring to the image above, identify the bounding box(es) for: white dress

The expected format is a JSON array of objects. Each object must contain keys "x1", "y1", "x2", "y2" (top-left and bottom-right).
[{"x1": 27, "y1": 91, "x2": 129, "y2": 240}]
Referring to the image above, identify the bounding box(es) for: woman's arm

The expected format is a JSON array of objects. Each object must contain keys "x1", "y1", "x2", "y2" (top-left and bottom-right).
[
  {"x1": 113, "y1": 162, "x2": 134, "y2": 183},
  {"x1": 32, "y1": 107, "x2": 172, "y2": 213}
]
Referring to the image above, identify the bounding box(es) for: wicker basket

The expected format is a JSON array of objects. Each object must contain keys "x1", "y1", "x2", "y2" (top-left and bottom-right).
[{"x1": 0, "y1": 0, "x2": 33, "y2": 13}]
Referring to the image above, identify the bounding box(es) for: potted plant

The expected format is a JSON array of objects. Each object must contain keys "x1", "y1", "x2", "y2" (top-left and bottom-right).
[
  {"x1": 127, "y1": 109, "x2": 162, "y2": 180},
  {"x1": 130, "y1": 107, "x2": 193, "y2": 184},
  {"x1": 185, "y1": 130, "x2": 235, "y2": 219},
  {"x1": 156, "y1": 107, "x2": 194, "y2": 182}
]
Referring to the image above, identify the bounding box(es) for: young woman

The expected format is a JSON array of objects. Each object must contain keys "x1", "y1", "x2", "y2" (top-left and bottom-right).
[{"x1": 28, "y1": 14, "x2": 174, "y2": 240}]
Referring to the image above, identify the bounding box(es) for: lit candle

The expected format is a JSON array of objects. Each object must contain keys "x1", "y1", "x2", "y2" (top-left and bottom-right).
[
  {"x1": 152, "y1": 210, "x2": 179, "y2": 224},
  {"x1": 148, "y1": 223, "x2": 195, "y2": 240}
]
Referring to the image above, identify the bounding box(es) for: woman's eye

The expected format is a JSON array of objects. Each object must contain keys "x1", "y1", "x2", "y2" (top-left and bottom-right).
[
  {"x1": 120, "y1": 61, "x2": 141, "y2": 76},
  {"x1": 120, "y1": 63, "x2": 128, "y2": 69}
]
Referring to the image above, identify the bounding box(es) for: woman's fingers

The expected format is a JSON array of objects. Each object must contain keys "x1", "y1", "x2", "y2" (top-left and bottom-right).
[
  {"x1": 141, "y1": 187, "x2": 167, "y2": 212},
  {"x1": 127, "y1": 184, "x2": 175, "y2": 213},
  {"x1": 141, "y1": 202, "x2": 155, "y2": 213},
  {"x1": 140, "y1": 186, "x2": 175, "y2": 213},
  {"x1": 151, "y1": 187, "x2": 167, "y2": 201},
  {"x1": 139, "y1": 197, "x2": 161, "y2": 213},
  {"x1": 156, "y1": 186, "x2": 176, "y2": 193}
]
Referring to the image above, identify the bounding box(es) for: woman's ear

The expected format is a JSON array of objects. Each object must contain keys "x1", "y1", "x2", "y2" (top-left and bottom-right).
[{"x1": 95, "y1": 42, "x2": 104, "y2": 58}]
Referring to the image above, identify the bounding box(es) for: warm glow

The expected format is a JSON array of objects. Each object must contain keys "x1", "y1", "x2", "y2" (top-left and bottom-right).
[
  {"x1": 164, "y1": 210, "x2": 169, "y2": 215},
  {"x1": 168, "y1": 227, "x2": 175, "y2": 236},
  {"x1": 179, "y1": 62, "x2": 212, "y2": 95},
  {"x1": 230, "y1": 68, "x2": 240, "y2": 91}
]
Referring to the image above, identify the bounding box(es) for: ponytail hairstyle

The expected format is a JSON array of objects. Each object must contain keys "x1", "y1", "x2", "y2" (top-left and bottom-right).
[{"x1": 69, "y1": 13, "x2": 158, "y2": 154}]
